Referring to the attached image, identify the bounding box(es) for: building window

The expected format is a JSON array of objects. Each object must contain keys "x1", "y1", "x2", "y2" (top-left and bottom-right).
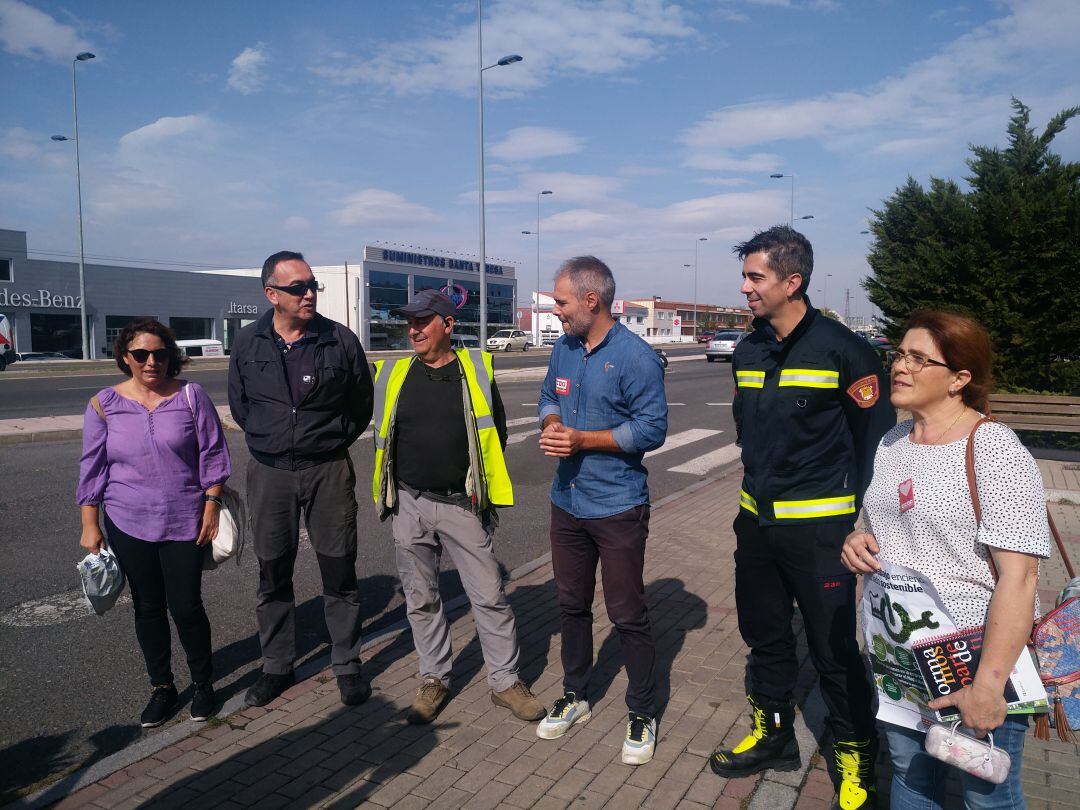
[
  {"x1": 0, "y1": 258, "x2": 11, "y2": 282},
  {"x1": 368, "y1": 270, "x2": 408, "y2": 322},
  {"x1": 30, "y1": 313, "x2": 81, "y2": 356},
  {"x1": 170, "y1": 317, "x2": 213, "y2": 340}
]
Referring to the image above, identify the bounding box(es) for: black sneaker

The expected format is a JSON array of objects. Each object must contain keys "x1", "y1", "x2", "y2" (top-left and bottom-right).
[
  {"x1": 141, "y1": 684, "x2": 178, "y2": 728},
  {"x1": 190, "y1": 683, "x2": 217, "y2": 722},
  {"x1": 337, "y1": 673, "x2": 372, "y2": 706},
  {"x1": 244, "y1": 671, "x2": 295, "y2": 708}
]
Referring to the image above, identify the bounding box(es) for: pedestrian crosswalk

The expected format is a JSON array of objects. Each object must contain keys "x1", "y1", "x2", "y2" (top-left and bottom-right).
[{"x1": 500, "y1": 423, "x2": 740, "y2": 478}]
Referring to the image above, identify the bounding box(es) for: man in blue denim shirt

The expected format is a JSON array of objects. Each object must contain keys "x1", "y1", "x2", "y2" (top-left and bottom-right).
[{"x1": 533, "y1": 256, "x2": 668, "y2": 766}]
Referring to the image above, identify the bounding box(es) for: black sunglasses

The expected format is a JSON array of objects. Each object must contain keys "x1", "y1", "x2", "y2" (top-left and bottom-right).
[
  {"x1": 128, "y1": 348, "x2": 170, "y2": 364},
  {"x1": 267, "y1": 279, "x2": 319, "y2": 296}
]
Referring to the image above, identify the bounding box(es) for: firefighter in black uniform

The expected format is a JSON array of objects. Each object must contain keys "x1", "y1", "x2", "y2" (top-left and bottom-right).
[{"x1": 709, "y1": 226, "x2": 894, "y2": 810}]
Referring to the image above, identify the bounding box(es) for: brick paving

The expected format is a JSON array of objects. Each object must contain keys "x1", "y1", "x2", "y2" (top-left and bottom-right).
[{"x1": 33, "y1": 463, "x2": 1080, "y2": 810}]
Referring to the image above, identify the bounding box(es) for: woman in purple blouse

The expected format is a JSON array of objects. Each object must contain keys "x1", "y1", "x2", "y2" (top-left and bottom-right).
[{"x1": 77, "y1": 318, "x2": 231, "y2": 728}]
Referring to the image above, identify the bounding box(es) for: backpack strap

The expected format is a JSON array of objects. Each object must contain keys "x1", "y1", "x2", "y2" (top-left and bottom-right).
[{"x1": 90, "y1": 395, "x2": 105, "y2": 421}]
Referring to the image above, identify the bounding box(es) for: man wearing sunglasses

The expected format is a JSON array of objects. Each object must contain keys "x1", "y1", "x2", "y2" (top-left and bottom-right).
[
  {"x1": 371, "y1": 289, "x2": 545, "y2": 726},
  {"x1": 228, "y1": 250, "x2": 374, "y2": 709}
]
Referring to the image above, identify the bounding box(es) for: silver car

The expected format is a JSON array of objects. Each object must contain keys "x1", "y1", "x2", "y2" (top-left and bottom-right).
[
  {"x1": 705, "y1": 330, "x2": 746, "y2": 362},
  {"x1": 486, "y1": 329, "x2": 529, "y2": 352}
]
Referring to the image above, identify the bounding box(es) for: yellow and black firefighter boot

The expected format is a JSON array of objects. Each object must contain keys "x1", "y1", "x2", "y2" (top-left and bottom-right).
[
  {"x1": 830, "y1": 739, "x2": 877, "y2": 810},
  {"x1": 710, "y1": 695, "x2": 800, "y2": 777}
]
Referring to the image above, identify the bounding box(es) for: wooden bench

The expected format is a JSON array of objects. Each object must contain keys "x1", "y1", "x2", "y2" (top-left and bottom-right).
[{"x1": 988, "y1": 393, "x2": 1080, "y2": 433}]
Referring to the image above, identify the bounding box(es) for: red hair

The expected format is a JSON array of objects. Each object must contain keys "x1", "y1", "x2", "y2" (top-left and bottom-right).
[{"x1": 903, "y1": 310, "x2": 994, "y2": 413}]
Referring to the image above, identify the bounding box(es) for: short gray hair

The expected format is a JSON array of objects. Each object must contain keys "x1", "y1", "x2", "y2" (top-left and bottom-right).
[{"x1": 555, "y1": 256, "x2": 616, "y2": 309}]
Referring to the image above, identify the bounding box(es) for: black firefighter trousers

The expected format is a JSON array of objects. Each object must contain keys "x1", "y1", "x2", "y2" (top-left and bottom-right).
[{"x1": 733, "y1": 511, "x2": 874, "y2": 741}]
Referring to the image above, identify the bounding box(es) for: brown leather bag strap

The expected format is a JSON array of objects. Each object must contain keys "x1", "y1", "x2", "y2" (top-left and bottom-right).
[
  {"x1": 89, "y1": 395, "x2": 105, "y2": 421},
  {"x1": 965, "y1": 415, "x2": 1075, "y2": 581}
]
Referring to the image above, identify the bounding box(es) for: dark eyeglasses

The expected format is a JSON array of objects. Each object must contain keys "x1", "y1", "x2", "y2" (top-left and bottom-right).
[
  {"x1": 128, "y1": 348, "x2": 170, "y2": 364},
  {"x1": 267, "y1": 279, "x2": 319, "y2": 296},
  {"x1": 887, "y1": 349, "x2": 951, "y2": 373}
]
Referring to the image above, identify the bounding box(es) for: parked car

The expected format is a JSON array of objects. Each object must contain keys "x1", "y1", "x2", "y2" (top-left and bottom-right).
[
  {"x1": 705, "y1": 330, "x2": 747, "y2": 362},
  {"x1": 486, "y1": 329, "x2": 529, "y2": 352},
  {"x1": 451, "y1": 334, "x2": 481, "y2": 351},
  {"x1": 696, "y1": 331, "x2": 715, "y2": 344},
  {"x1": 0, "y1": 313, "x2": 15, "y2": 371},
  {"x1": 16, "y1": 351, "x2": 70, "y2": 361},
  {"x1": 864, "y1": 334, "x2": 892, "y2": 367},
  {"x1": 177, "y1": 338, "x2": 225, "y2": 358}
]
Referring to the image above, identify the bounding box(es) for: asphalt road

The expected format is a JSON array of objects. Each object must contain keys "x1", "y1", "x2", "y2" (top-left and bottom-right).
[{"x1": 0, "y1": 346, "x2": 739, "y2": 801}]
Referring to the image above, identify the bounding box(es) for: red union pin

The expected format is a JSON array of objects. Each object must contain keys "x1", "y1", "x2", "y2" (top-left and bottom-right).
[{"x1": 898, "y1": 478, "x2": 915, "y2": 513}]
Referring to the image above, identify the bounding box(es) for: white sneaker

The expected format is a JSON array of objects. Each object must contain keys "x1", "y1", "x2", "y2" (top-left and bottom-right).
[
  {"x1": 536, "y1": 692, "x2": 592, "y2": 739},
  {"x1": 621, "y1": 713, "x2": 656, "y2": 765}
]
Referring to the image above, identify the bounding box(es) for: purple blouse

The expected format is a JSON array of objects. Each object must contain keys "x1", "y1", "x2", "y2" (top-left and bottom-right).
[{"x1": 77, "y1": 383, "x2": 231, "y2": 542}]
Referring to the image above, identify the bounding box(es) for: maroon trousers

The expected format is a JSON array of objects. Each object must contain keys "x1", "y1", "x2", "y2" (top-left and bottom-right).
[{"x1": 549, "y1": 503, "x2": 656, "y2": 717}]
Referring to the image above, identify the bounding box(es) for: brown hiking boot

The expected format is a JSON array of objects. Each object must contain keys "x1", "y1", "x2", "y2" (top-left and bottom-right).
[
  {"x1": 491, "y1": 681, "x2": 546, "y2": 721},
  {"x1": 407, "y1": 676, "x2": 450, "y2": 724}
]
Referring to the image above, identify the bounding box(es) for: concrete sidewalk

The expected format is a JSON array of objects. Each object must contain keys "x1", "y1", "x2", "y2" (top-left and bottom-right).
[{"x1": 18, "y1": 466, "x2": 1080, "y2": 810}]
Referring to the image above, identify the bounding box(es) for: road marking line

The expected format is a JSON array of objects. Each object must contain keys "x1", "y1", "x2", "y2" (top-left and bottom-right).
[
  {"x1": 57, "y1": 386, "x2": 105, "y2": 391},
  {"x1": 706, "y1": 402, "x2": 732, "y2": 406},
  {"x1": 667, "y1": 402, "x2": 685, "y2": 406},
  {"x1": 668, "y1": 443, "x2": 742, "y2": 475},
  {"x1": 506, "y1": 416, "x2": 536, "y2": 427},
  {"x1": 507, "y1": 428, "x2": 540, "y2": 445},
  {"x1": 644, "y1": 428, "x2": 722, "y2": 458}
]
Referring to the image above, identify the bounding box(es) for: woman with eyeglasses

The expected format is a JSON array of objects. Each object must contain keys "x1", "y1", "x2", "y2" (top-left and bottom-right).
[
  {"x1": 77, "y1": 318, "x2": 231, "y2": 728},
  {"x1": 841, "y1": 310, "x2": 1049, "y2": 808}
]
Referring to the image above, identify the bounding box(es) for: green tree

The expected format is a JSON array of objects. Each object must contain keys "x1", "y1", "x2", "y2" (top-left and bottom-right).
[{"x1": 863, "y1": 99, "x2": 1080, "y2": 393}]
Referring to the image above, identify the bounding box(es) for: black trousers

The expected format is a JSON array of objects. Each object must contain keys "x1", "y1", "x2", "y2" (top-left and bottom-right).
[
  {"x1": 550, "y1": 503, "x2": 656, "y2": 717},
  {"x1": 105, "y1": 515, "x2": 213, "y2": 686},
  {"x1": 733, "y1": 512, "x2": 874, "y2": 740}
]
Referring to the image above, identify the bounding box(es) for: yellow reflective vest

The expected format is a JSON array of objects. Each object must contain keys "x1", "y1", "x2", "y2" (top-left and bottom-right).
[{"x1": 371, "y1": 348, "x2": 513, "y2": 519}]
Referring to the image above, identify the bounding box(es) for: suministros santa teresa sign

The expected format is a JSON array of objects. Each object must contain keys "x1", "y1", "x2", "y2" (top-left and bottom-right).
[
  {"x1": 0, "y1": 287, "x2": 80, "y2": 309},
  {"x1": 364, "y1": 246, "x2": 513, "y2": 277}
]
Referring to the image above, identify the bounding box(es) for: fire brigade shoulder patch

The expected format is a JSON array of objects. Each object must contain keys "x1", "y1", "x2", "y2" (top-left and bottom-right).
[{"x1": 846, "y1": 374, "x2": 880, "y2": 408}]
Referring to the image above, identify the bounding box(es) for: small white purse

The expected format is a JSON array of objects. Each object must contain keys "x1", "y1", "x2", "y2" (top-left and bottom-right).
[{"x1": 923, "y1": 721, "x2": 1011, "y2": 785}]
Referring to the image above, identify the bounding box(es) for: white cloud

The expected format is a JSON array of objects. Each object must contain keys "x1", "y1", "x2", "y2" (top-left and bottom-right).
[
  {"x1": 617, "y1": 165, "x2": 669, "y2": 177},
  {"x1": 489, "y1": 127, "x2": 584, "y2": 161},
  {"x1": 464, "y1": 171, "x2": 622, "y2": 206},
  {"x1": 684, "y1": 151, "x2": 784, "y2": 173},
  {"x1": 1, "y1": 126, "x2": 68, "y2": 168},
  {"x1": 681, "y1": 0, "x2": 1080, "y2": 162},
  {"x1": 310, "y1": 0, "x2": 695, "y2": 96},
  {"x1": 228, "y1": 44, "x2": 268, "y2": 94},
  {"x1": 698, "y1": 177, "x2": 754, "y2": 187},
  {"x1": 119, "y1": 115, "x2": 212, "y2": 152},
  {"x1": 0, "y1": 0, "x2": 91, "y2": 62},
  {"x1": 284, "y1": 215, "x2": 311, "y2": 231},
  {"x1": 330, "y1": 189, "x2": 439, "y2": 227}
]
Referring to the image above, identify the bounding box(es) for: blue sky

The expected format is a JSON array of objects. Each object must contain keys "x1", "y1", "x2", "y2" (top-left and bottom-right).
[{"x1": 2, "y1": 0, "x2": 1078, "y2": 322}]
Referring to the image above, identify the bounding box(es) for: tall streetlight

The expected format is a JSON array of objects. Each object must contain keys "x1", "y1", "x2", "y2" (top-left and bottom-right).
[
  {"x1": 477, "y1": 1, "x2": 522, "y2": 344},
  {"x1": 693, "y1": 237, "x2": 707, "y2": 342},
  {"x1": 52, "y1": 51, "x2": 96, "y2": 359},
  {"x1": 770, "y1": 172, "x2": 795, "y2": 226},
  {"x1": 682, "y1": 264, "x2": 692, "y2": 341},
  {"x1": 796, "y1": 214, "x2": 814, "y2": 222},
  {"x1": 533, "y1": 190, "x2": 553, "y2": 344},
  {"x1": 823, "y1": 272, "x2": 834, "y2": 312}
]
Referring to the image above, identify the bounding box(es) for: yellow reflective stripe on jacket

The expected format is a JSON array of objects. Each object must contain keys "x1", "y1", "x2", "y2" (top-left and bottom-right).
[
  {"x1": 772, "y1": 495, "x2": 856, "y2": 519},
  {"x1": 777, "y1": 368, "x2": 839, "y2": 389},
  {"x1": 736, "y1": 370, "x2": 765, "y2": 389},
  {"x1": 739, "y1": 489, "x2": 759, "y2": 515}
]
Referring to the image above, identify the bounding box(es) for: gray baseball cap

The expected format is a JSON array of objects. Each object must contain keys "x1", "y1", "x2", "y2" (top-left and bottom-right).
[{"x1": 391, "y1": 288, "x2": 458, "y2": 319}]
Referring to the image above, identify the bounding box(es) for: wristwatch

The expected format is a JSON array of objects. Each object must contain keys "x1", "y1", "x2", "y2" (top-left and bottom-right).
[{"x1": 204, "y1": 494, "x2": 224, "y2": 506}]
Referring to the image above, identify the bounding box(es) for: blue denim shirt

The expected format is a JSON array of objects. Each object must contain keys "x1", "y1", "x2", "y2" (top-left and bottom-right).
[{"x1": 538, "y1": 321, "x2": 668, "y2": 519}]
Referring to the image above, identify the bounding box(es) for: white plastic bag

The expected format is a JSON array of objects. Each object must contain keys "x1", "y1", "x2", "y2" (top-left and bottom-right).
[
  {"x1": 78, "y1": 546, "x2": 126, "y2": 615},
  {"x1": 202, "y1": 486, "x2": 247, "y2": 570}
]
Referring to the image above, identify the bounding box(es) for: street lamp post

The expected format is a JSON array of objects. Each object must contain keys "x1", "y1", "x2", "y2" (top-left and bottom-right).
[
  {"x1": 770, "y1": 172, "x2": 795, "y2": 226},
  {"x1": 535, "y1": 190, "x2": 552, "y2": 345},
  {"x1": 823, "y1": 273, "x2": 833, "y2": 312},
  {"x1": 693, "y1": 237, "x2": 707, "y2": 342},
  {"x1": 476, "y1": 0, "x2": 522, "y2": 344},
  {"x1": 52, "y1": 51, "x2": 96, "y2": 359}
]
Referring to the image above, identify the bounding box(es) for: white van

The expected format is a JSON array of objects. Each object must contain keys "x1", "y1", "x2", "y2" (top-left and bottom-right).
[{"x1": 177, "y1": 339, "x2": 224, "y2": 358}]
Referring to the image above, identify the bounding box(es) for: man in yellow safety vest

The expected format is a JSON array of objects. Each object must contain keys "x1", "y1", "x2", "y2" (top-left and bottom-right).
[{"x1": 372, "y1": 289, "x2": 545, "y2": 725}]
